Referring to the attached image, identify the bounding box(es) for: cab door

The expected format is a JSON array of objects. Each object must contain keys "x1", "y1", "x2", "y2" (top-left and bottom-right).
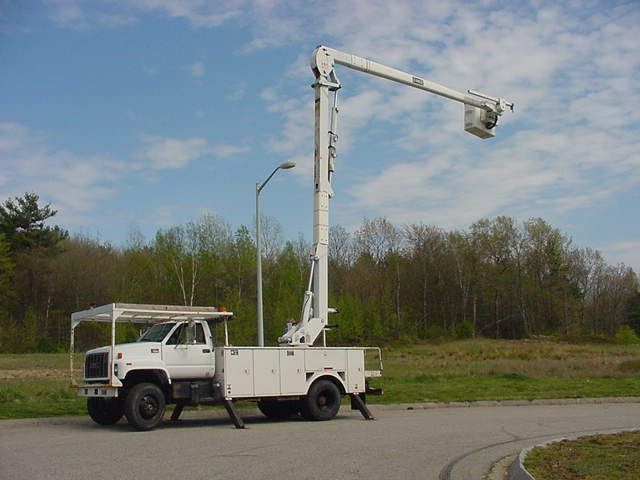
[{"x1": 162, "y1": 322, "x2": 214, "y2": 379}]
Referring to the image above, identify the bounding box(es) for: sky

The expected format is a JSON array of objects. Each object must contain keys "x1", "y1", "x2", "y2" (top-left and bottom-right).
[{"x1": 0, "y1": 0, "x2": 639, "y2": 270}]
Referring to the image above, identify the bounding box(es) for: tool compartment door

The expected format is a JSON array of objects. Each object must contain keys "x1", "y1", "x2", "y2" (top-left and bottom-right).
[
  {"x1": 279, "y1": 349, "x2": 305, "y2": 394},
  {"x1": 347, "y1": 349, "x2": 365, "y2": 393},
  {"x1": 253, "y1": 349, "x2": 279, "y2": 396},
  {"x1": 222, "y1": 348, "x2": 253, "y2": 397},
  {"x1": 305, "y1": 348, "x2": 347, "y2": 372}
]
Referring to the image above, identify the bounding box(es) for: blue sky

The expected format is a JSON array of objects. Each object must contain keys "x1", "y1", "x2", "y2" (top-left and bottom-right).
[{"x1": 1, "y1": 0, "x2": 639, "y2": 270}]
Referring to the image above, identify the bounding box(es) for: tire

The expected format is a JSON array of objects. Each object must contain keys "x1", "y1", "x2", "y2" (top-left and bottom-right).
[
  {"x1": 124, "y1": 382, "x2": 166, "y2": 431},
  {"x1": 87, "y1": 397, "x2": 124, "y2": 425},
  {"x1": 301, "y1": 379, "x2": 341, "y2": 421},
  {"x1": 257, "y1": 400, "x2": 298, "y2": 419}
]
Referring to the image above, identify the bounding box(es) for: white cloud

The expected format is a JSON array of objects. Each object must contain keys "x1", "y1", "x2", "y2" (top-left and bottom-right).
[
  {"x1": 129, "y1": 0, "x2": 240, "y2": 28},
  {"x1": 142, "y1": 66, "x2": 158, "y2": 76},
  {"x1": 213, "y1": 144, "x2": 249, "y2": 157},
  {"x1": 23, "y1": 0, "x2": 640, "y2": 251},
  {"x1": 227, "y1": 82, "x2": 246, "y2": 101},
  {"x1": 0, "y1": 122, "x2": 31, "y2": 152},
  {"x1": 47, "y1": 0, "x2": 240, "y2": 30},
  {"x1": 190, "y1": 61, "x2": 204, "y2": 78},
  {"x1": 256, "y1": 1, "x2": 640, "y2": 233},
  {"x1": 0, "y1": 123, "x2": 250, "y2": 226},
  {"x1": 49, "y1": 3, "x2": 85, "y2": 27},
  {"x1": 0, "y1": 122, "x2": 128, "y2": 226},
  {"x1": 150, "y1": 205, "x2": 178, "y2": 227},
  {"x1": 602, "y1": 241, "x2": 640, "y2": 271},
  {"x1": 241, "y1": 2, "x2": 307, "y2": 51},
  {"x1": 137, "y1": 134, "x2": 248, "y2": 170},
  {"x1": 49, "y1": 1, "x2": 136, "y2": 30},
  {"x1": 138, "y1": 135, "x2": 209, "y2": 169}
]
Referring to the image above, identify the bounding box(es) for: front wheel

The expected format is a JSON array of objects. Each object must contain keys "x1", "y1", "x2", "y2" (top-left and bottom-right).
[
  {"x1": 301, "y1": 379, "x2": 341, "y2": 421},
  {"x1": 87, "y1": 397, "x2": 124, "y2": 425},
  {"x1": 124, "y1": 383, "x2": 166, "y2": 431}
]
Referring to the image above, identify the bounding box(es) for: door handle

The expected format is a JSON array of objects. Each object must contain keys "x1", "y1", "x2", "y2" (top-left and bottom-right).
[{"x1": 202, "y1": 348, "x2": 211, "y2": 353}]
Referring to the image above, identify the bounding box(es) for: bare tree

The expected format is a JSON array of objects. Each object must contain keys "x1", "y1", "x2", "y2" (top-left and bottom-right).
[
  {"x1": 293, "y1": 233, "x2": 311, "y2": 282},
  {"x1": 355, "y1": 217, "x2": 400, "y2": 263},
  {"x1": 404, "y1": 223, "x2": 445, "y2": 333},
  {"x1": 329, "y1": 225, "x2": 353, "y2": 267},
  {"x1": 256, "y1": 214, "x2": 284, "y2": 263}
]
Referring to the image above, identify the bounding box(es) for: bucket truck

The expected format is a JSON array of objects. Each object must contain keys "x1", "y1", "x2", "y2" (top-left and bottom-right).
[{"x1": 69, "y1": 45, "x2": 512, "y2": 431}]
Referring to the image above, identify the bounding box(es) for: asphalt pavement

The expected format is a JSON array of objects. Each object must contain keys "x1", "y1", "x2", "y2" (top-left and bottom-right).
[{"x1": 1, "y1": 402, "x2": 639, "y2": 480}]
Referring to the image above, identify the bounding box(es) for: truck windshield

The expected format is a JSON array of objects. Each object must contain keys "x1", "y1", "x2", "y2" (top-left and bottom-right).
[{"x1": 137, "y1": 322, "x2": 176, "y2": 342}]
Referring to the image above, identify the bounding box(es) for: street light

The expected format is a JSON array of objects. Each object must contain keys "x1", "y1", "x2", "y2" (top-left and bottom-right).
[{"x1": 256, "y1": 160, "x2": 295, "y2": 347}]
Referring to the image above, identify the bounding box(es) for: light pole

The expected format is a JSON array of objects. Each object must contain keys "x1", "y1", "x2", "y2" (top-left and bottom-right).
[{"x1": 256, "y1": 160, "x2": 295, "y2": 347}]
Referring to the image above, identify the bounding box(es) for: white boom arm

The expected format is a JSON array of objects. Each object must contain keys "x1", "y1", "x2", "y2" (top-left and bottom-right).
[{"x1": 278, "y1": 45, "x2": 513, "y2": 347}]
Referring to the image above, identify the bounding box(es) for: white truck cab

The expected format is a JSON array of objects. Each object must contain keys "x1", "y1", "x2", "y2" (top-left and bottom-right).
[
  {"x1": 136, "y1": 320, "x2": 214, "y2": 379},
  {"x1": 84, "y1": 320, "x2": 214, "y2": 386}
]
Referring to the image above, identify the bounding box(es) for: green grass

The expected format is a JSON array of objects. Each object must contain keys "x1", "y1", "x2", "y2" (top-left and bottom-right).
[
  {"x1": 525, "y1": 431, "x2": 640, "y2": 479},
  {"x1": 378, "y1": 374, "x2": 640, "y2": 403},
  {"x1": 1, "y1": 338, "x2": 640, "y2": 419},
  {"x1": 0, "y1": 352, "x2": 81, "y2": 370},
  {"x1": 0, "y1": 378, "x2": 86, "y2": 418},
  {"x1": 369, "y1": 338, "x2": 640, "y2": 403}
]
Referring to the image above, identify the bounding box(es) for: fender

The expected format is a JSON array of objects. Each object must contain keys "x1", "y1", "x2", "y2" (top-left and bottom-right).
[
  {"x1": 122, "y1": 368, "x2": 172, "y2": 388},
  {"x1": 306, "y1": 372, "x2": 347, "y2": 394}
]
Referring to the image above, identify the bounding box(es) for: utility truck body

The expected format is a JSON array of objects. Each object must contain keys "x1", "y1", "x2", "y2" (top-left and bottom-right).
[
  {"x1": 71, "y1": 303, "x2": 381, "y2": 430},
  {"x1": 215, "y1": 346, "x2": 371, "y2": 398}
]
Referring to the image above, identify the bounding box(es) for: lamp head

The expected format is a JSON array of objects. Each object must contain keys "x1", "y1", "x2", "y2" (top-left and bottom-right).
[{"x1": 279, "y1": 161, "x2": 296, "y2": 170}]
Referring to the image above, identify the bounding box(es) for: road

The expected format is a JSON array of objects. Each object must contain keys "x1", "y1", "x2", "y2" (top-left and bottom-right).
[{"x1": 1, "y1": 402, "x2": 639, "y2": 480}]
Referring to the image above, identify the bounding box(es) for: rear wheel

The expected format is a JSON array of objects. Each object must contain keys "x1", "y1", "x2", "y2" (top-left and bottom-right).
[
  {"x1": 257, "y1": 400, "x2": 299, "y2": 419},
  {"x1": 124, "y1": 382, "x2": 166, "y2": 431},
  {"x1": 301, "y1": 379, "x2": 341, "y2": 421},
  {"x1": 87, "y1": 397, "x2": 124, "y2": 425}
]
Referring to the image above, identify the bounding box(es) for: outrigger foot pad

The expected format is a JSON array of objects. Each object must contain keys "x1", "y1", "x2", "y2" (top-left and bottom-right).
[
  {"x1": 223, "y1": 399, "x2": 245, "y2": 429},
  {"x1": 170, "y1": 402, "x2": 185, "y2": 421},
  {"x1": 349, "y1": 393, "x2": 375, "y2": 420}
]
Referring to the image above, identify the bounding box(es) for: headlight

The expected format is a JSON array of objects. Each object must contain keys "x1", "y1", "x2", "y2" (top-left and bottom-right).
[{"x1": 114, "y1": 364, "x2": 119, "y2": 376}]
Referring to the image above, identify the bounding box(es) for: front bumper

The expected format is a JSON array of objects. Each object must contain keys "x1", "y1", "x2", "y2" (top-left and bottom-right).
[{"x1": 76, "y1": 385, "x2": 119, "y2": 398}]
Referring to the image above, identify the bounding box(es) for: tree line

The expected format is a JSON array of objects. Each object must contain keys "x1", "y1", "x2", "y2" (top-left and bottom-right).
[{"x1": 0, "y1": 193, "x2": 638, "y2": 352}]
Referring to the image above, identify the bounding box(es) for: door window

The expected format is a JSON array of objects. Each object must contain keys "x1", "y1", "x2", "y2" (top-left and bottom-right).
[
  {"x1": 165, "y1": 323, "x2": 206, "y2": 345},
  {"x1": 195, "y1": 323, "x2": 206, "y2": 344}
]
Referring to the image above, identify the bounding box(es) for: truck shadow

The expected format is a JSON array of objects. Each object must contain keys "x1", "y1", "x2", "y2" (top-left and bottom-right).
[
  {"x1": 162, "y1": 414, "x2": 288, "y2": 429},
  {"x1": 69, "y1": 412, "x2": 355, "y2": 432},
  {"x1": 160, "y1": 412, "x2": 354, "y2": 429}
]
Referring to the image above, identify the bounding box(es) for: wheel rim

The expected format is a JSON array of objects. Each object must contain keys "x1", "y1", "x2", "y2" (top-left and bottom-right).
[
  {"x1": 139, "y1": 394, "x2": 159, "y2": 419},
  {"x1": 317, "y1": 390, "x2": 335, "y2": 411}
]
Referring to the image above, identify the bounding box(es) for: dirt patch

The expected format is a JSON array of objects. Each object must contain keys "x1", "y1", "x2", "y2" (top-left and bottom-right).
[
  {"x1": 0, "y1": 369, "x2": 69, "y2": 380},
  {"x1": 619, "y1": 358, "x2": 640, "y2": 373}
]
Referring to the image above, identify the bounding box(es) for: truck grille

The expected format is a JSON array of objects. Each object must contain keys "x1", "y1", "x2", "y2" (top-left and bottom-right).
[{"x1": 85, "y1": 352, "x2": 109, "y2": 379}]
